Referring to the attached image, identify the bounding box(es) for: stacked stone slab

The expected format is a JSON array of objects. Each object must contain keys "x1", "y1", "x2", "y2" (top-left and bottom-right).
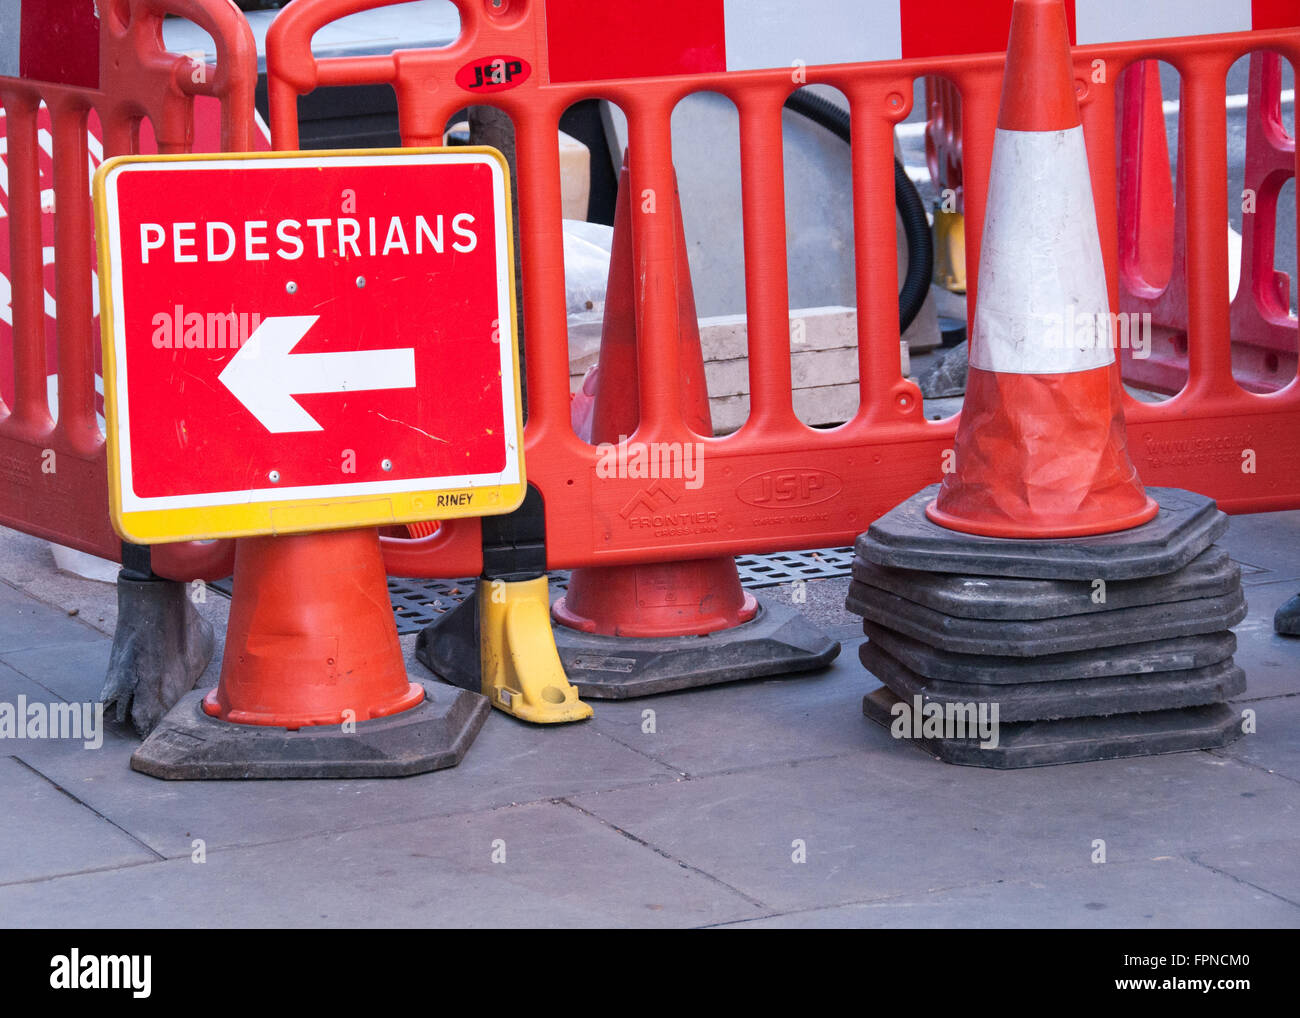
[{"x1": 846, "y1": 485, "x2": 1247, "y2": 768}]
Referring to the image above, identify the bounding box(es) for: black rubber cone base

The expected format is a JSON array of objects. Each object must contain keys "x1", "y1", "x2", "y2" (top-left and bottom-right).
[
  {"x1": 863, "y1": 686, "x2": 1243, "y2": 768},
  {"x1": 553, "y1": 597, "x2": 840, "y2": 699},
  {"x1": 860, "y1": 620, "x2": 1237, "y2": 684},
  {"x1": 851, "y1": 546, "x2": 1239, "y2": 621},
  {"x1": 847, "y1": 583, "x2": 1246, "y2": 657},
  {"x1": 130, "y1": 679, "x2": 490, "y2": 780},
  {"x1": 860, "y1": 640, "x2": 1246, "y2": 722},
  {"x1": 858, "y1": 486, "x2": 1226, "y2": 580}
]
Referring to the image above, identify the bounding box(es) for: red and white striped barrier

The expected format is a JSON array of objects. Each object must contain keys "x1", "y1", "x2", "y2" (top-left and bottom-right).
[{"x1": 542, "y1": 0, "x2": 1300, "y2": 82}]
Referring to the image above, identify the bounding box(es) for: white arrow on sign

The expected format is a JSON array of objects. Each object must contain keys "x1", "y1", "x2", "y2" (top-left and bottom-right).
[{"x1": 218, "y1": 315, "x2": 416, "y2": 433}]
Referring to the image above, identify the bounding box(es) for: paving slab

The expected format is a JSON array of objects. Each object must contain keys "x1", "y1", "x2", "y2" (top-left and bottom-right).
[
  {"x1": 1219, "y1": 692, "x2": 1300, "y2": 783},
  {"x1": 1, "y1": 637, "x2": 113, "y2": 705},
  {"x1": 0, "y1": 800, "x2": 760, "y2": 928},
  {"x1": 572, "y1": 746, "x2": 1300, "y2": 914},
  {"x1": 586, "y1": 636, "x2": 872, "y2": 776},
  {"x1": 0, "y1": 581, "x2": 106, "y2": 655},
  {"x1": 1190, "y1": 837, "x2": 1300, "y2": 905},
  {"x1": 1218, "y1": 510, "x2": 1300, "y2": 585},
  {"x1": 722, "y1": 857, "x2": 1300, "y2": 928},
  {"x1": 15, "y1": 706, "x2": 681, "y2": 858},
  {"x1": 0, "y1": 659, "x2": 62, "y2": 707},
  {"x1": 0, "y1": 757, "x2": 158, "y2": 887},
  {"x1": 1227, "y1": 580, "x2": 1300, "y2": 701}
]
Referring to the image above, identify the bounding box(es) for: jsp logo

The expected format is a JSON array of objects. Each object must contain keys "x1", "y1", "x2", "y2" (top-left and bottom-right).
[
  {"x1": 456, "y1": 55, "x2": 532, "y2": 93},
  {"x1": 470, "y1": 59, "x2": 523, "y2": 88}
]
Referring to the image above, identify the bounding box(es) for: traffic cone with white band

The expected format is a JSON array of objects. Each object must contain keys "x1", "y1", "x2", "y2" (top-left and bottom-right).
[
  {"x1": 847, "y1": 0, "x2": 1246, "y2": 769},
  {"x1": 925, "y1": 0, "x2": 1158, "y2": 539}
]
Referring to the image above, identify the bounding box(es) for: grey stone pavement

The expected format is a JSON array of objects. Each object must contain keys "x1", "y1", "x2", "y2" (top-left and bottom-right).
[{"x1": 0, "y1": 509, "x2": 1297, "y2": 929}]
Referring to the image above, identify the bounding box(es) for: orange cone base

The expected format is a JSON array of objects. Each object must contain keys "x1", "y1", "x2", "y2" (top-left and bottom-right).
[
  {"x1": 203, "y1": 529, "x2": 424, "y2": 729},
  {"x1": 927, "y1": 366, "x2": 1159, "y2": 539},
  {"x1": 553, "y1": 558, "x2": 759, "y2": 638}
]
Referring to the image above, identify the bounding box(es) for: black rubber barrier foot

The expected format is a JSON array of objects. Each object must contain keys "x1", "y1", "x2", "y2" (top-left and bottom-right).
[
  {"x1": 862, "y1": 686, "x2": 1243, "y2": 768},
  {"x1": 552, "y1": 597, "x2": 840, "y2": 699},
  {"x1": 857, "y1": 486, "x2": 1226, "y2": 580},
  {"x1": 860, "y1": 640, "x2": 1246, "y2": 723},
  {"x1": 415, "y1": 589, "x2": 480, "y2": 692},
  {"x1": 130, "y1": 679, "x2": 489, "y2": 780},
  {"x1": 100, "y1": 573, "x2": 216, "y2": 738},
  {"x1": 860, "y1": 620, "x2": 1237, "y2": 684},
  {"x1": 851, "y1": 546, "x2": 1239, "y2": 621},
  {"x1": 846, "y1": 583, "x2": 1247, "y2": 657},
  {"x1": 1274, "y1": 593, "x2": 1300, "y2": 636}
]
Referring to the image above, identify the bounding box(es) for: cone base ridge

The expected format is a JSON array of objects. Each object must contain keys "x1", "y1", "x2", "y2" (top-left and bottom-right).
[
  {"x1": 860, "y1": 486, "x2": 1227, "y2": 581},
  {"x1": 553, "y1": 596, "x2": 840, "y2": 699},
  {"x1": 553, "y1": 558, "x2": 759, "y2": 638},
  {"x1": 924, "y1": 497, "x2": 1160, "y2": 540},
  {"x1": 131, "y1": 679, "x2": 490, "y2": 780}
]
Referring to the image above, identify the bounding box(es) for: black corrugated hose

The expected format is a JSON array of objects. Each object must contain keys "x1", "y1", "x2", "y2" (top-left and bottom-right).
[{"x1": 784, "y1": 89, "x2": 934, "y2": 334}]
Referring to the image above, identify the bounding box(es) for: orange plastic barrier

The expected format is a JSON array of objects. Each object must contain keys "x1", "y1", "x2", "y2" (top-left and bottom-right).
[
  {"x1": 0, "y1": 0, "x2": 256, "y2": 580},
  {"x1": 260, "y1": 0, "x2": 1300, "y2": 584},
  {"x1": 1118, "y1": 52, "x2": 1298, "y2": 397}
]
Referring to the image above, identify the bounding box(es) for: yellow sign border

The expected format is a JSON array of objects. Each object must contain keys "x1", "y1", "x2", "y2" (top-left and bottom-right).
[{"x1": 93, "y1": 147, "x2": 526, "y2": 544}]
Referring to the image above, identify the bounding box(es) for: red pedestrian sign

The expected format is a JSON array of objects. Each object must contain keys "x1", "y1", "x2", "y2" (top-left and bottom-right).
[{"x1": 93, "y1": 149, "x2": 525, "y2": 543}]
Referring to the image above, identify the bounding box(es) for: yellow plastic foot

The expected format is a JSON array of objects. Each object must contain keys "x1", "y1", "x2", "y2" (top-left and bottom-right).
[
  {"x1": 478, "y1": 577, "x2": 593, "y2": 724},
  {"x1": 932, "y1": 207, "x2": 967, "y2": 294}
]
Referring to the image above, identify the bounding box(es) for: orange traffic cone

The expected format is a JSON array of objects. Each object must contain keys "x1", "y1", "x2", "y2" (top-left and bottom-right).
[
  {"x1": 551, "y1": 159, "x2": 838, "y2": 696},
  {"x1": 554, "y1": 159, "x2": 757, "y2": 638},
  {"x1": 132, "y1": 529, "x2": 489, "y2": 779},
  {"x1": 926, "y1": 0, "x2": 1158, "y2": 538},
  {"x1": 203, "y1": 530, "x2": 423, "y2": 726}
]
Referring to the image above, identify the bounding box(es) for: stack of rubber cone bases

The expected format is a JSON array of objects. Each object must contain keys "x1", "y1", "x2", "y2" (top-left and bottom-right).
[
  {"x1": 850, "y1": 486, "x2": 1247, "y2": 767},
  {"x1": 845, "y1": 0, "x2": 1247, "y2": 767},
  {"x1": 549, "y1": 158, "x2": 839, "y2": 698}
]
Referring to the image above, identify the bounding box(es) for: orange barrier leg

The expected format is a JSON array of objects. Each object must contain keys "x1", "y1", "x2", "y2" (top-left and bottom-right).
[
  {"x1": 132, "y1": 529, "x2": 489, "y2": 779},
  {"x1": 551, "y1": 161, "x2": 838, "y2": 697}
]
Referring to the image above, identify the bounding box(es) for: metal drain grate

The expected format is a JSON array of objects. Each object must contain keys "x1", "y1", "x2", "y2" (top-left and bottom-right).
[
  {"x1": 209, "y1": 547, "x2": 854, "y2": 636},
  {"x1": 734, "y1": 547, "x2": 855, "y2": 586}
]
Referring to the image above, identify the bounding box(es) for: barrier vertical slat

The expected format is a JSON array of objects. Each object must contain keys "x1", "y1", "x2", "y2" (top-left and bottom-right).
[
  {"x1": 1179, "y1": 61, "x2": 1237, "y2": 398},
  {"x1": 736, "y1": 87, "x2": 797, "y2": 433},
  {"x1": 51, "y1": 99, "x2": 98, "y2": 454},
  {"x1": 959, "y1": 71, "x2": 1002, "y2": 339},
  {"x1": 514, "y1": 99, "x2": 573, "y2": 438},
  {"x1": 3, "y1": 92, "x2": 49, "y2": 436},
  {"x1": 843, "y1": 82, "x2": 902, "y2": 422},
  {"x1": 1080, "y1": 71, "x2": 1125, "y2": 376},
  {"x1": 624, "y1": 95, "x2": 684, "y2": 440}
]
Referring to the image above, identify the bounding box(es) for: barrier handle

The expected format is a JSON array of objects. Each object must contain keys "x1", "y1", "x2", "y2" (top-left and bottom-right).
[
  {"x1": 106, "y1": 0, "x2": 259, "y2": 152},
  {"x1": 267, "y1": 0, "x2": 493, "y2": 147}
]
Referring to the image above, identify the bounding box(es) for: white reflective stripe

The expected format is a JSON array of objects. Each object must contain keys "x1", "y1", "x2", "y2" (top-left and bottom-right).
[
  {"x1": 0, "y1": 0, "x2": 22, "y2": 79},
  {"x1": 1075, "y1": 0, "x2": 1251, "y2": 45},
  {"x1": 722, "y1": 0, "x2": 901, "y2": 71},
  {"x1": 970, "y1": 126, "x2": 1114, "y2": 376}
]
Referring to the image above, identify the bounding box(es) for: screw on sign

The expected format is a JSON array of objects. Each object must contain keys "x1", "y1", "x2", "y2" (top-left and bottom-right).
[{"x1": 92, "y1": 148, "x2": 525, "y2": 543}]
